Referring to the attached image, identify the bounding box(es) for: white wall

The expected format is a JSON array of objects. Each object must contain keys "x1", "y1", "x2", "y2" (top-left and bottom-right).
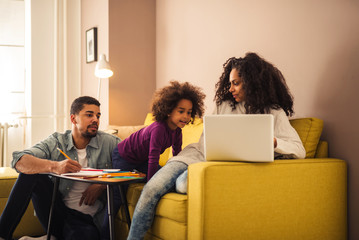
[
  {"x1": 156, "y1": 0, "x2": 359, "y2": 239},
  {"x1": 26, "y1": 0, "x2": 56, "y2": 146},
  {"x1": 66, "y1": 0, "x2": 82, "y2": 129},
  {"x1": 25, "y1": 0, "x2": 81, "y2": 148}
]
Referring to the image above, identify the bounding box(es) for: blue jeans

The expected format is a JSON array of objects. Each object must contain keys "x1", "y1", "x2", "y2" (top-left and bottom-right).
[
  {"x1": 0, "y1": 173, "x2": 100, "y2": 240},
  {"x1": 127, "y1": 161, "x2": 188, "y2": 240},
  {"x1": 175, "y1": 169, "x2": 188, "y2": 194}
]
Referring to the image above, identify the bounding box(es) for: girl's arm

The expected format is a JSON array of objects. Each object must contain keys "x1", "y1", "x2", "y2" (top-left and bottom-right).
[{"x1": 147, "y1": 127, "x2": 165, "y2": 181}]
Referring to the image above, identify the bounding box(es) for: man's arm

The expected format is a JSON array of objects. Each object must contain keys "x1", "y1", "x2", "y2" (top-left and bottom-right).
[
  {"x1": 15, "y1": 154, "x2": 82, "y2": 175},
  {"x1": 79, "y1": 184, "x2": 106, "y2": 206}
]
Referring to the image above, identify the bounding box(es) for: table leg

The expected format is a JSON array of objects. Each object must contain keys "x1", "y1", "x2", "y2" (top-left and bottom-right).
[
  {"x1": 107, "y1": 185, "x2": 115, "y2": 240},
  {"x1": 47, "y1": 176, "x2": 60, "y2": 240},
  {"x1": 118, "y1": 185, "x2": 131, "y2": 228}
]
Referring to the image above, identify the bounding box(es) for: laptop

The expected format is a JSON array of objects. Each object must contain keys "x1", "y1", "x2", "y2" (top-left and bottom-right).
[{"x1": 204, "y1": 114, "x2": 274, "y2": 162}]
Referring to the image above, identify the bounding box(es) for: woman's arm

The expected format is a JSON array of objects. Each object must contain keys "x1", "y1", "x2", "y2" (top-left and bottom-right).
[
  {"x1": 273, "y1": 109, "x2": 306, "y2": 159},
  {"x1": 172, "y1": 129, "x2": 183, "y2": 156}
]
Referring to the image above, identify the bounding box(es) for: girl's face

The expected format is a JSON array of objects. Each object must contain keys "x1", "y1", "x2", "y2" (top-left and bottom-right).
[
  {"x1": 229, "y1": 68, "x2": 245, "y2": 102},
  {"x1": 167, "y1": 99, "x2": 193, "y2": 130}
]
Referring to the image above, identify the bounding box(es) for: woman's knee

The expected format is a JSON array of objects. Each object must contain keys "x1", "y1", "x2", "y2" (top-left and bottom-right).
[{"x1": 175, "y1": 170, "x2": 188, "y2": 194}]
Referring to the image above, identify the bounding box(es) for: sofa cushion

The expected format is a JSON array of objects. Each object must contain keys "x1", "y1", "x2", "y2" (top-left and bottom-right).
[
  {"x1": 155, "y1": 193, "x2": 188, "y2": 223},
  {"x1": 314, "y1": 141, "x2": 328, "y2": 158},
  {"x1": 0, "y1": 167, "x2": 19, "y2": 197},
  {"x1": 116, "y1": 183, "x2": 188, "y2": 239},
  {"x1": 106, "y1": 125, "x2": 146, "y2": 140},
  {"x1": 0, "y1": 167, "x2": 45, "y2": 238},
  {"x1": 123, "y1": 183, "x2": 187, "y2": 223},
  {"x1": 289, "y1": 118, "x2": 324, "y2": 158},
  {"x1": 111, "y1": 115, "x2": 324, "y2": 161}
]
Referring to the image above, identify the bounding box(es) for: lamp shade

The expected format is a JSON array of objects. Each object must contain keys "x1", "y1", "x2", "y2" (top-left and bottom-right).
[{"x1": 95, "y1": 54, "x2": 113, "y2": 78}]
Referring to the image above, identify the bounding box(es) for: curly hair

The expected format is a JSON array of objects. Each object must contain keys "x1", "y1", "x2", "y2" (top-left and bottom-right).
[
  {"x1": 214, "y1": 52, "x2": 294, "y2": 116},
  {"x1": 151, "y1": 81, "x2": 206, "y2": 123}
]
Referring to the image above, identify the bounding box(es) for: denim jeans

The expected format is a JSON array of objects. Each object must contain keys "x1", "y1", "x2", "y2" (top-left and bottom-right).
[
  {"x1": 0, "y1": 173, "x2": 100, "y2": 240},
  {"x1": 127, "y1": 161, "x2": 188, "y2": 240},
  {"x1": 175, "y1": 169, "x2": 188, "y2": 194}
]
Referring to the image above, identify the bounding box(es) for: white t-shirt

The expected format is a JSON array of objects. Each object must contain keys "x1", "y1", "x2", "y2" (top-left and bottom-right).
[{"x1": 63, "y1": 147, "x2": 100, "y2": 216}]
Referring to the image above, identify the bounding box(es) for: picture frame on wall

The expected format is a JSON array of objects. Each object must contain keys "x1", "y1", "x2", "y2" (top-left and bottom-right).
[{"x1": 86, "y1": 27, "x2": 97, "y2": 63}]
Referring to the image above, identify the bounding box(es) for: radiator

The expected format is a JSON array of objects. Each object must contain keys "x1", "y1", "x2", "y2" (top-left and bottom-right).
[{"x1": 0, "y1": 123, "x2": 18, "y2": 167}]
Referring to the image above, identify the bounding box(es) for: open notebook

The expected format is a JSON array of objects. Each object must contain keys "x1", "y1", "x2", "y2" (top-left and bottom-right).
[{"x1": 204, "y1": 114, "x2": 274, "y2": 162}]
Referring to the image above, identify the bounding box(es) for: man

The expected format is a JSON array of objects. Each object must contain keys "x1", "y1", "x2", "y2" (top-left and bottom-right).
[{"x1": 0, "y1": 96, "x2": 120, "y2": 240}]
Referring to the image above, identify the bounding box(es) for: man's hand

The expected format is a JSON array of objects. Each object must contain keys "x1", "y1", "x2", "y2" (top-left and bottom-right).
[
  {"x1": 52, "y1": 159, "x2": 82, "y2": 175},
  {"x1": 15, "y1": 155, "x2": 81, "y2": 175},
  {"x1": 79, "y1": 184, "x2": 106, "y2": 206}
]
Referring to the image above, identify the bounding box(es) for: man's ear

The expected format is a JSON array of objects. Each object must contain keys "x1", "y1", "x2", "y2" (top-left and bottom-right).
[{"x1": 70, "y1": 114, "x2": 77, "y2": 124}]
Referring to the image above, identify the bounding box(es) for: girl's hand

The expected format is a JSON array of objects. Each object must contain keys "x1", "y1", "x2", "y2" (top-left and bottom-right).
[{"x1": 274, "y1": 138, "x2": 277, "y2": 148}]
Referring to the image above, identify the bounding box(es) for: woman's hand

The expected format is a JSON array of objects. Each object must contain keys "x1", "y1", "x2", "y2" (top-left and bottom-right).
[{"x1": 79, "y1": 184, "x2": 106, "y2": 206}]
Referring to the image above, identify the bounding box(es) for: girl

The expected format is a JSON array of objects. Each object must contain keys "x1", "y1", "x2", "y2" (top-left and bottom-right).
[
  {"x1": 112, "y1": 80, "x2": 205, "y2": 181},
  {"x1": 101, "y1": 81, "x2": 205, "y2": 239},
  {"x1": 127, "y1": 52, "x2": 305, "y2": 240}
]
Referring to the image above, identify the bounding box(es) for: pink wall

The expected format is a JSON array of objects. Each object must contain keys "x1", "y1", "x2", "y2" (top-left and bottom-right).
[
  {"x1": 81, "y1": 0, "x2": 109, "y2": 129},
  {"x1": 156, "y1": 0, "x2": 359, "y2": 239},
  {"x1": 82, "y1": 0, "x2": 155, "y2": 127},
  {"x1": 108, "y1": 0, "x2": 156, "y2": 126}
]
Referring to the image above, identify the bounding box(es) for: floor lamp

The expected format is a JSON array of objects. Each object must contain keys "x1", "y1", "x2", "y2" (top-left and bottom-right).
[{"x1": 95, "y1": 54, "x2": 113, "y2": 100}]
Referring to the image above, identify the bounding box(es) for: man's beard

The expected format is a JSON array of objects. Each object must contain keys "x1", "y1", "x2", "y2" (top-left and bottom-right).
[
  {"x1": 81, "y1": 125, "x2": 98, "y2": 138},
  {"x1": 82, "y1": 131, "x2": 97, "y2": 138}
]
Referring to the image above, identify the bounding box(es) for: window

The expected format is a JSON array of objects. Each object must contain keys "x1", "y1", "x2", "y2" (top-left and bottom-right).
[
  {"x1": 0, "y1": 0, "x2": 25, "y2": 167},
  {"x1": 0, "y1": 0, "x2": 25, "y2": 123}
]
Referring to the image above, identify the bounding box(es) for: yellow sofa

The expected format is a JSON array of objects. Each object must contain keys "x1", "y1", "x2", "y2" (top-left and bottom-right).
[
  {"x1": 0, "y1": 168, "x2": 45, "y2": 238},
  {"x1": 0, "y1": 115, "x2": 347, "y2": 240},
  {"x1": 110, "y1": 115, "x2": 347, "y2": 240}
]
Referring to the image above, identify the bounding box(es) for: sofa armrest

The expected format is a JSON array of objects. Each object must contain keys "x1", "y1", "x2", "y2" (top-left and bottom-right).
[{"x1": 187, "y1": 159, "x2": 347, "y2": 240}]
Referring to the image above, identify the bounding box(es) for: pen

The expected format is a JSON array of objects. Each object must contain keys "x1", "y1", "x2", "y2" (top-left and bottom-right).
[{"x1": 57, "y1": 147, "x2": 72, "y2": 160}]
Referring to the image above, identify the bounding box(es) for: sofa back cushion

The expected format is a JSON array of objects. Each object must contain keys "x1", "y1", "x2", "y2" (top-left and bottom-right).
[
  {"x1": 289, "y1": 118, "x2": 324, "y2": 158},
  {"x1": 108, "y1": 115, "x2": 324, "y2": 164},
  {"x1": 107, "y1": 125, "x2": 146, "y2": 140},
  {"x1": 145, "y1": 114, "x2": 324, "y2": 161}
]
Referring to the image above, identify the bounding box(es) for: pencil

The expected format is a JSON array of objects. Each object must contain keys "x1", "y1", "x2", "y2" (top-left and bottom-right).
[{"x1": 57, "y1": 147, "x2": 72, "y2": 160}]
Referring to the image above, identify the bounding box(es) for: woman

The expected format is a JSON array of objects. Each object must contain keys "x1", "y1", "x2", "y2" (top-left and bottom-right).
[{"x1": 127, "y1": 52, "x2": 305, "y2": 240}]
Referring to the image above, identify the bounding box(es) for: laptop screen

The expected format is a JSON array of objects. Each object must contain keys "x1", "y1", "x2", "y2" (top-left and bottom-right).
[{"x1": 204, "y1": 114, "x2": 274, "y2": 162}]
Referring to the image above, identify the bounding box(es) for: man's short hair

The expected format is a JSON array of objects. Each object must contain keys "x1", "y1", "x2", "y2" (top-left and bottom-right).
[{"x1": 70, "y1": 96, "x2": 100, "y2": 115}]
